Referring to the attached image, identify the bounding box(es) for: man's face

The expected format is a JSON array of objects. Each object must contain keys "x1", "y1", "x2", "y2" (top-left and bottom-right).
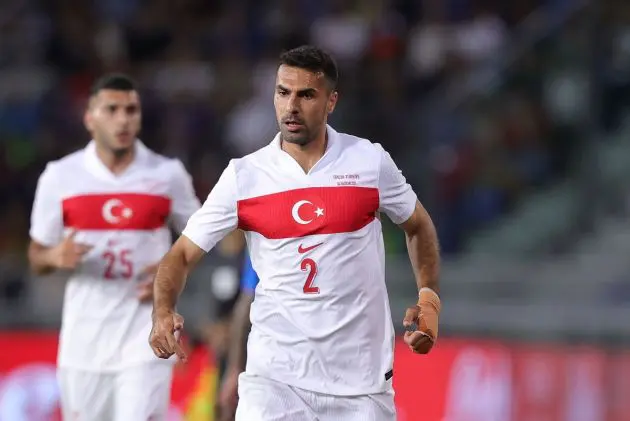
[
  {"x1": 84, "y1": 89, "x2": 141, "y2": 153},
  {"x1": 274, "y1": 65, "x2": 338, "y2": 146}
]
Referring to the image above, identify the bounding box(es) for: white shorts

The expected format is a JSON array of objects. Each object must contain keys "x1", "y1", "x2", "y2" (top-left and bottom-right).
[
  {"x1": 57, "y1": 362, "x2": 173, "y2": 421},
  {"x1": 235, "y1": 373, "x2": 396, "y2": 421}
]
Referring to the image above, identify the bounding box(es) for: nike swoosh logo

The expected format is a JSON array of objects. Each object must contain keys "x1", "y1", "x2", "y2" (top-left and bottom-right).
[{"x1": 298, "y1": 242, "x2": 323, "y2": 254}]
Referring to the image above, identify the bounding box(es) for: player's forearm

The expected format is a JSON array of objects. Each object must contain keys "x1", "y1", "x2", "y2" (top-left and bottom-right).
[
  {"x1": 404, "y1": 205, "x2": 440, "y2": 293},
  {"x1": 226, "y1": 293, "x2": 253, "y2": 372},
  {"x1": 153, "y1": 236, "x2": 206, "y2": 313},
  {"x1": 27, "y1": 242, "x2": 56, "y2": 275},
  {"x1": 152, "y1": 251, "x2": 189, "y2": 313}
]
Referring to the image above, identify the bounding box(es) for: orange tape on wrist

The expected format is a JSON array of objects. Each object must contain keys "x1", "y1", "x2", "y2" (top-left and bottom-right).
[
  {"x1": 417, "y1": 287, "x2": 441, "y2": 342},
  {"x1": 418, "y1": 287, "x2": 441, "y2": 314}
]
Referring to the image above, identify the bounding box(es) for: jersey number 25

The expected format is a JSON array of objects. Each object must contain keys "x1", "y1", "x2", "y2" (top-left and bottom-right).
[{"x1": 102, "y1": 249, "x2": 133, "y2": 280}]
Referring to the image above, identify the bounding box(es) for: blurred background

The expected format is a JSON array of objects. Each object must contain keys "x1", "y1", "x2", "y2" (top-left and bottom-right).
[{"x1": 1, "y1": 0, "x2": 630, "y2": 419}]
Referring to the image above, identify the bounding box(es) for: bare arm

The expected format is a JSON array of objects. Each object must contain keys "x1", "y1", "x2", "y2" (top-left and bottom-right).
[
  {"x1": 374, "y1": 143, "x2": 441, "y2": 353},
  {"x1": 151, "y1": 161, "x2": 239, "y2": 361},
  {"x1": 29, "y1": 163, "x2": 82, "y2": 276},
  {"x1": 27, "y1": 231, "x2": 91, "y2": 276},
  {"x1": 217, "y1": 291, "x2": 254, "y2": 419},
  {"x1": 400, "y1": 201, "x2": 442, "y2": 354},
  {"x1": 28, "y1": 241, "x2": 57, "y2": 276},
  {"x1": 400, "y1": 201, "x2": 440, "y2": 293},
  {"x1": 149, "y1": 236, "x2": 212, "y2": 361},
  {"x1": 152, "y1": 235, "x2": 207, "y2": 314},
  {"x1": 225, "y1": 292, "x2": 254, "y2": 373}
]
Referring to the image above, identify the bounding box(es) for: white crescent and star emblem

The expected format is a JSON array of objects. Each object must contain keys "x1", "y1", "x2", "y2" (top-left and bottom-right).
[
  {"x1": 102, "y1": 199, "x2": 133, "y2": 224},
  {"x1": 291, "y1": 200, "x2": 325, "y2": 225}
]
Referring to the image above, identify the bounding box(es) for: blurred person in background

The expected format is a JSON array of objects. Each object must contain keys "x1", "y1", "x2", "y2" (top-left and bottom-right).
[
  {"x1": 27, "y1": 73, "x2": 201, "y2": 421},
  {"x1": 184, "y1": 230, "x2": 246, "y2": 418},
  {"x1": 149, "y1": 45, "x2": 441, "y2": 421},
  {"x1": 216, "y1": 252, "x2": 259, "y2": 421}
]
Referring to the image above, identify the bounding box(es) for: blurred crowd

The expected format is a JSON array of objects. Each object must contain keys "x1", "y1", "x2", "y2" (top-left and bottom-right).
[
  {"x1": 2, "y1": 0, "x2": 630, "y2": 275},
  {"x1": 3, "y1": 3, "x2": 630, "y2": 418}
]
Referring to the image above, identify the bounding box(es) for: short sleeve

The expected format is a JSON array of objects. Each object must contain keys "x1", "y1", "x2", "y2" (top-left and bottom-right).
[
  {"x1": 30, "y1": 163, "x2": 64, "y2": 247},
  {"x1": 168, "y1": 160, "x2": 201, "y2": 233},
  {"x1": 376, "y1": 144, "x2": 418, "y2": 224},
  {"x1": 181, "y1": 160, "x2": 238, "y2": 252},
  {"x1": 240, "y1": 254, "x2": 259, "y2": 295}
]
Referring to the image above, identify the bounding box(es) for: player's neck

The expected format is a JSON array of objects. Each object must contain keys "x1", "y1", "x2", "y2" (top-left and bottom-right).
[
  {"x1": 281, "y1": 132, "x2": 327, "y2": 174},
  {"x1": 95, "y1": 144, "x2": 136, "y2": 175}
]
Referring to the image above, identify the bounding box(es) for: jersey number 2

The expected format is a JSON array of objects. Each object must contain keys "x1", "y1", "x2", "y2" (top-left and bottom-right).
[
  {"x1": 301, "y1": 258, "x2": 319, "y2": 294},
  {"x1": 102, "y1": 249, "x2": 133, "y2": 280}
]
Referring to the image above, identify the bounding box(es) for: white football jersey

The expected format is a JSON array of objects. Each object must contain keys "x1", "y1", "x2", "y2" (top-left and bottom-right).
[
  {"x1": 183, "y1": 126, "x2": 417, "y2": 395},
  {"x1": 29, "y1": 141, "x2": 200, "y2": 371}
]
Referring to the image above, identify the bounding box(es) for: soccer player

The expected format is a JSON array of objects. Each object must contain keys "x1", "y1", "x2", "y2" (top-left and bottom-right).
[
  {"x1": 149, "y1": 45, "x2": 442, "y2": 420},
  {"x1": 216, "y1": 253, "x2": 259, "y2": 421},
  {"x1": 28, "y1": 74, "x2": 201, "y2": 420}
]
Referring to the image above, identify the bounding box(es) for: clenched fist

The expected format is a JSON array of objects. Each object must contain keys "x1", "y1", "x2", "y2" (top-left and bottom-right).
[
  {"x1": 51, "y1": 229, "x2": 92, "y2": 270},
  {"x1": 403, "y1": 288, "x2": 441, "y2": 354},
  {"x1": 149, "y1": 309, "x2": 187, "y2": 362}
]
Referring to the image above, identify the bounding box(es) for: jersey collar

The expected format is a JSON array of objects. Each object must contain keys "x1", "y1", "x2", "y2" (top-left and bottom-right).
[
  {"x1": 270, "y1": 124, "x2": 341, "y2": 175},
  {"x1": 84, "y1": 139, "x2": 148, "y2": 181}
]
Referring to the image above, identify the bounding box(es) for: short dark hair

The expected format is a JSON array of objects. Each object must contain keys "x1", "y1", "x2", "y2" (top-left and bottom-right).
[
  {"x1": 279, "y1": 45, "x2": 339, "y2": 90},
  {"x1": 90, "y1": 73, "x2": 137, "y2": 96}
]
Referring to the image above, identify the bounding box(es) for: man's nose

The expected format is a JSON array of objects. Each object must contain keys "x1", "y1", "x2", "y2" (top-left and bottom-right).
[
  {"x1": 287, "y1": 95, "x2": 299, "y2": 113},
  {"x1": 115, "y1": 110, "x2": 131, "y2": 125}
]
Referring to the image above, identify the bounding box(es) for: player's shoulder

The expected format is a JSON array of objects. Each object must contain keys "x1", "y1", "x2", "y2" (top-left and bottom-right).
[
  {"x1": 139, "y1": 142, "x2": 188, "y2": 175},
  {"x1": 41, "y1": 146, "x2": 88, "y2": 177},
  {"x1": 230, "y1": 140, "x2": 277, "y2": 172},
  {"x1": 335, "y1": 130, "x2": 387, "y2": 162}
]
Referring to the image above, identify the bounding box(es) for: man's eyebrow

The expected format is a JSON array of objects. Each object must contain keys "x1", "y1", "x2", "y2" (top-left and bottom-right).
[{"x1": 276, "y1": 85, "x2": 318, "y2": 95}]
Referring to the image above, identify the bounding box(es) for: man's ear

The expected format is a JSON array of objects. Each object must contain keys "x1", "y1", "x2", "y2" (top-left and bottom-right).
[
  {"x1": 84, "y1": 95, "x2": 96, "y2": 132},
  {"x1": 327, "y1": 91, "x2": 338, "y2": 114},
  {"x1": 83, "y1": 109, "x2": 93, "y2": 132}
]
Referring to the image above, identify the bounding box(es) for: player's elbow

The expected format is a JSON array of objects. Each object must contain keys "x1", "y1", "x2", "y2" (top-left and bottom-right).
[
  {"x1": 400, "y1": 201, "x2": 436, "y2": 238},
  {"x1": 30, "y1": 265, "x2": 54, "y2": 276},
  {"x1": 27, "y1": 242, "x2": 54, "y2": 276},
  {"x1": 169, "y1": 235, "x2": 206, "y2": 270}
]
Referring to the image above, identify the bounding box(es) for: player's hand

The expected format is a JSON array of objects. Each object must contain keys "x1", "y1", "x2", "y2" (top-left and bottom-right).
[
  {"x1": 403, "y1": 288, "x2": 441, "y2": 354},
  {"x1": 50, "y1": 229, "x2": 92, "y2": 270},
  {"x1": 149, "y1": 309, "x2": 187, "y2": 362},
  {"x1": 403, "y1": 305, "x2": 435, "y2": 354},
  {"x1": 136, "y1": 279, "x2": 153, "y2": 302},
  {"x1": 136, "y1": 263, "x2": 159, "y2": 302},
  {"x1": 217, "y1": 366, "x2": 240, "y2": 421}
]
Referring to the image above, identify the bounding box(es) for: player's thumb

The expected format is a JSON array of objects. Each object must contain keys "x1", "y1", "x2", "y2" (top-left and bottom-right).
[
  {"x1": 403, "y1": 306, "x2": 420, "y2": 327},
  {"x1": 173, "y1": 313, "x2": 185, "y2": 331},
  {"x1": 64, "y1": 228, "x2": 78, "y2": 242}
]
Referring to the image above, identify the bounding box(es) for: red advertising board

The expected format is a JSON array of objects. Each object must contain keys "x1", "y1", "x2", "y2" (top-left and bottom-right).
[
  {"x1": 0, "y1": 332, "x2": 628, "y2": 421},
  {"x1": 394, "y1": 339, "x2": 513, "y2": 421},
  {"x1": 607, "y1": 352, "x2": 630, "y2": 421},
  {"x1": 0, "y1": 332, "x2": 214, "y2": 420},
  {"x1": 563, "y1": 348, "x2": 607, "y2": 421},
  {"x1": 511, "y1": 344, "x2": 567, "y2": 421}
]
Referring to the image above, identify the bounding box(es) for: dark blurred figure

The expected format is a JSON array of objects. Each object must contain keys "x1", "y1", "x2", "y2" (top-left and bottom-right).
[{"x1": 186, "y1": 230, "x2": 245, "y2": 418}]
